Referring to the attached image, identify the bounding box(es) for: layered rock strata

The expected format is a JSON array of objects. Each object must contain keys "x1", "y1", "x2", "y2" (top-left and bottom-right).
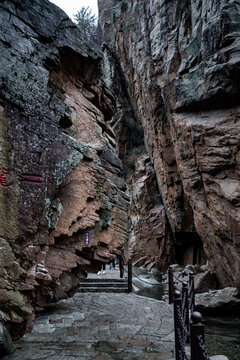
[
  {"x1": 99, "y1": 0, "x2": 240, "y2": 291},
  {"x1": 101, "y1": 45, "x2": 175, "y2": 269},
  {"x1": 0, "y1": 0, "x2": 128, "y2": 337}
]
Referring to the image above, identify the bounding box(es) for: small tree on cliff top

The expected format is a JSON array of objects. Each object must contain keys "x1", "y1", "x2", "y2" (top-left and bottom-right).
[{"x1": 74, "y1": 6, "x2": 98, "y2": 42}]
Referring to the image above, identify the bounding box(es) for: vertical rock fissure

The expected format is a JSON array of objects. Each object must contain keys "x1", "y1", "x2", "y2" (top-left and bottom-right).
[{"x1": 101, "y1": 42, "x2": 176, "y2": 270}]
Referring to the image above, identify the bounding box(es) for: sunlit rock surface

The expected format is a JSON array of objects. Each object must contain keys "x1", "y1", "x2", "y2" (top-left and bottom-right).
[
  {"x1": 0, "y1": 0, "x2": 128, "y2": 337},
  {"x1": 98, "y1": 0, "x2": 240, "y2": 290}
]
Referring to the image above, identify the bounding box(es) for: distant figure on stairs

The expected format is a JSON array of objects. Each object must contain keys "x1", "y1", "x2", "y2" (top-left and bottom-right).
[
  {"x1": 109, "y1": 261, "x2": 115, "y2": 270},
  {"x1": 97, "y1": 264, "x2": 106, "y2": 274}
]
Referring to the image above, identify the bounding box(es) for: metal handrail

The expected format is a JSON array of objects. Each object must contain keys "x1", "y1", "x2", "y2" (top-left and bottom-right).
[
  {"x1": 173, "y1": 272, "x2": 189, "y2": 284},
  {"x1": 170, "y1": 269, "x2": 210, "y2": 360}
]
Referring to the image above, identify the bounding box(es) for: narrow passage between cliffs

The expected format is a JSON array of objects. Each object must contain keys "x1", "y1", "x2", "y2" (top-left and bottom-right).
[{"x1": 4, "y1": 268, "x2": 174, "y2": 360}]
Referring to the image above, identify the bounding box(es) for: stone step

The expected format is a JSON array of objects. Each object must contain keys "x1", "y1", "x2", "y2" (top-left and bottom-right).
[
  {"x1": 76, "y1": 287, "x2": 129, "y2": 293},
  {"x1": 79, "y1": 282, "x2": 128, "y2": 288},
  {"x1": 78, "y1": 276, "x2": 129, "y2": 293},
  {"x1": 82, "y1": 278, "x2": 125, "y2": 283}
]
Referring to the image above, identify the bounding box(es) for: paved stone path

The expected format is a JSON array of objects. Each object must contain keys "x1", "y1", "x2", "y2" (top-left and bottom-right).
[{"x1": 4, "y1": 270, "x2": 175, "y2": 360}]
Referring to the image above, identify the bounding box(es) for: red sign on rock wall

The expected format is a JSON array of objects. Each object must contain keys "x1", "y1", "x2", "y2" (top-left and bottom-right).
[
  {"x1": 0, "y1": 168, "x2": 43, "y2": 187},
  {"x1": 0, "y1": 168, "x2": 13, "y2": 187}
]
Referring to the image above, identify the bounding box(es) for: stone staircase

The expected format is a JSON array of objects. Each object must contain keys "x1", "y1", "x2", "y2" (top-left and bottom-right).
[{"x1": 77, "y1": 278, "x2": 129, "y2": 293}]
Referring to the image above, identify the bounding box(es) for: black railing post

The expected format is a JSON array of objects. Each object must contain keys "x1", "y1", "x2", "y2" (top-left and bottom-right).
[
  {"x1": 189, "y1": 272, "x2": 195, "y2": 313},
  {"x1": 182, "y1": 281, "x2": 190, "y2": 344},
  {"x1": 190, "y1": 312, "x2": 210, "y2": 360},
  {"x1": 128, "y1": 259, "x2": 132, "y2": 293},
  {"x1": 119, "y1": 256, "x2": 124, "y2": 278},
  {"x1": 168, "y1": 267, "x2": 174, "y2": 304},
  {"x1": 173, "y1": 290, "x2": 185, "y2": 360}
]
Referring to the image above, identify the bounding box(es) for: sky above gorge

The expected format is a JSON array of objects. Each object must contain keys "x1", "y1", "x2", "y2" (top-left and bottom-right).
[{"x1": 50, "y1": 0, "x2": 98, "y2": 20}]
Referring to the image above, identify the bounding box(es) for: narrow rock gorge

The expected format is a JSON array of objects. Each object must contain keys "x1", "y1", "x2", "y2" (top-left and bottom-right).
[
  {"x1": 99, "y1": 0, "x2": 240, "y2": 291},
  {"x1": 0, "y1": 0, "x2": 240, "y2": 340}
]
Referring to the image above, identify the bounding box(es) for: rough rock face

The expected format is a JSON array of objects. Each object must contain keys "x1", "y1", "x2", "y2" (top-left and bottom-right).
[
  {"x1": 99, "y1": 0, "x2": 240, "y2": 291},
  {"x1": 101, "y1": 45, "x2": 175, "y2": 269},
  {"x1": 0, "y1": 0, "x2": 128, "y2": 337}
]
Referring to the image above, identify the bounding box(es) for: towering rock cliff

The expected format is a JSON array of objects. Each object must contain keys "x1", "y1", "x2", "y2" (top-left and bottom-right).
[
  {"x1": 99, "y1": 0, "x2": 240, "y2": 291},
  {"x1": 1, "y1": 0, "x2": 240, "y2": 340},
  {"x1": 0, "y1": 0, "x2": 128, "y2": 337}
]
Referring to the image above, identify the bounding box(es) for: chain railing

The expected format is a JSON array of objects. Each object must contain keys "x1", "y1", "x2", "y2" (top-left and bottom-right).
[
  {"x1": 121, "y1": 254, "x2": 163, "y2": 289},
  {"x1": 119, "y1": 257, "x2": 211, "y2": 360},
  {"x1": 190, "y1": 312, "x2": 210, "y2": 360},
  {"x1": 120, "y1": 252, "x2": 161, "y2": 292},
  {"x1": 182, "y1": 282, "x2": 190, "y2": 344},
  {"x1": 174, "y1": 290, "x2": 189, "y2": 360},
  {"x1": 169, "y1": 267, "x2": 211, "y2": 360}
]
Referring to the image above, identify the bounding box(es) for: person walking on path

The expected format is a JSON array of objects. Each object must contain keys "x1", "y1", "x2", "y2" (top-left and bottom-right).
[{"x1": 109, "y1": 261, "x2": 115, "y2": 270}]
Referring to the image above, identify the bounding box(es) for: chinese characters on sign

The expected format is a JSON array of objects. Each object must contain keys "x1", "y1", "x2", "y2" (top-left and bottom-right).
[
  {"x1": 84, "y1": 231, "x2": 90, "y2": 246},
  {"x1": 0, "y1": 168, "x2": 43, "y2": 188},
  {"x1": 0, "y1": 168, "x2": 13, "y2": 187}
]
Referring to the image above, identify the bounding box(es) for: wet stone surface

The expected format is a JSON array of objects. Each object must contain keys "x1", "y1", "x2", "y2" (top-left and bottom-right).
[{"x1": 3, "y1": 274, "x2": 174, "y2": 359}]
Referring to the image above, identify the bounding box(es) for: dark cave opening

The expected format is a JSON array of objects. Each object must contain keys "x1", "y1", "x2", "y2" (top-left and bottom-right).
[{"x1": 174, "y1": 232, "x2": 207, "y2": 266}]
